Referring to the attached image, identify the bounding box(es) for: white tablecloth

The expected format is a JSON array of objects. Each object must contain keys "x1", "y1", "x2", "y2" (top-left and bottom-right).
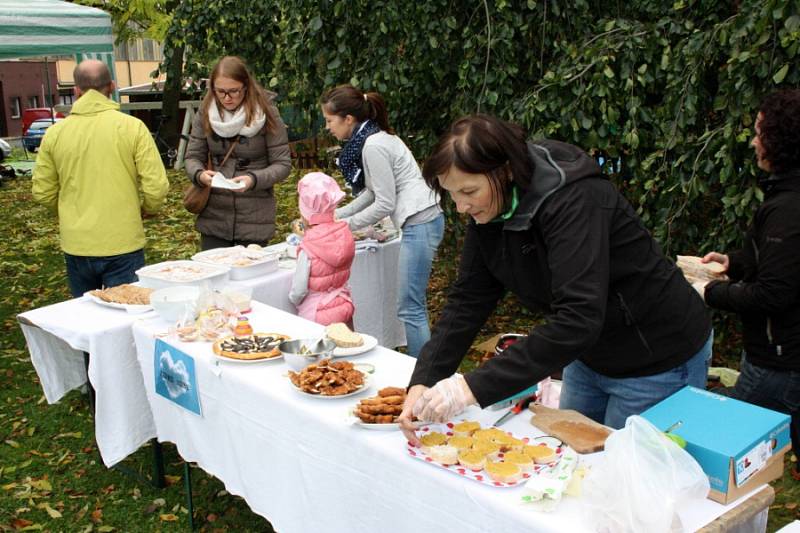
[
  {"x1": 18, "y1": 299, "x2": 157, "y2": 466},
  {"x1": 131, "y1": 302, "x2": 761, "y2": 533},
  {"x1": 230, "y1": 239, "x2": 405, "y2": 350}
]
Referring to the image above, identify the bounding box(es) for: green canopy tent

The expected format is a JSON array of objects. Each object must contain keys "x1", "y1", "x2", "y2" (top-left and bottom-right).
[{"x1": 0, "y1": 0, "x2": 117, "y2": 99}]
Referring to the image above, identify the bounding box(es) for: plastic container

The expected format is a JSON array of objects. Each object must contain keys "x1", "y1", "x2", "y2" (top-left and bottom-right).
[
  {"x1": 136, "y1": 260, "x2": 230, "y2": 290},
  {"x1": 191, "y1": 246, "x2": 279, "y2": 280},
  {"x1": 149, "y1": 286, "x2": 201, "y2": 323},
  {"x1": 218, "y1": 284, "x2": 253, "y2": 313}
]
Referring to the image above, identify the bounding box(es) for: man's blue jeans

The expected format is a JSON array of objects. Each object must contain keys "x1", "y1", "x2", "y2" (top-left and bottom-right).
[
  {"x1": 64, "y1": 249, "x2": 145, "y2": 297},
  {"x1": 397, "y1": 214, "x2": 444, "y2": 358},
  {"x1": 731, "y1": 355, "x2": 800, "y2": 468},
  {"x1": 559, "y1": 332, "x2": 713, "y2": 429}
]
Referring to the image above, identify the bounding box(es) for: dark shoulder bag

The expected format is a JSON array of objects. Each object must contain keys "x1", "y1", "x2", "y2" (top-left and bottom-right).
[{"x1": 183, "y1": 138, "x2": 239, "y2": 214}]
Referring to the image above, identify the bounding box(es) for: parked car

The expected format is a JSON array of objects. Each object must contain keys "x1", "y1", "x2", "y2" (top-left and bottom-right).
[
  {"x1": 22, "y1": 108, "x2": 64, "y2": 136},
  {"x1": 0, "y1": 138, "x2": 11, "y2": 163},
  {"x1": 23, "y1": 118, "x2": 63, "y2": 152}
]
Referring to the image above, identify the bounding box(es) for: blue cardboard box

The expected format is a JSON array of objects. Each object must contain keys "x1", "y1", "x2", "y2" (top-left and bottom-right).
[{"x1": 641, "y1": 386, "x2": 791, "y2": 504}]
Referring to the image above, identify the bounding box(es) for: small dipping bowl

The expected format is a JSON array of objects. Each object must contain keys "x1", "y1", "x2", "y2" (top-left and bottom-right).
[{"x1": 280, "y1": 338, "x2": 337, "y2": 371}]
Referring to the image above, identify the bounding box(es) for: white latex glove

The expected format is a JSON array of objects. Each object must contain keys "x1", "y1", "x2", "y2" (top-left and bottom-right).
[
  {"x1": 692, "y1": 280, "x2": 708, "y2": 302},
  {"x1": 412, "y1": 374, "x2": 476, "y2": 423}
]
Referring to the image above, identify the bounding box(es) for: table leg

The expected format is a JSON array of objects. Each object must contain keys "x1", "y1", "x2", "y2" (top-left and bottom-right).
[
  {"x1": 184, "y1": 462, "x2": 195, "y2": 531},
  {"x1": 84, "y1": 352, "x2": 165, "y2": 488}
]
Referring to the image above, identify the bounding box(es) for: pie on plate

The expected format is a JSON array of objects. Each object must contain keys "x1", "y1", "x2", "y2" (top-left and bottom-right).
[
  {"x1": 88, "y1": 284, "x2": 153, "y2": 305},
  {"x1": 212, "y1": 333, "x2": 289, "y2": 361}
]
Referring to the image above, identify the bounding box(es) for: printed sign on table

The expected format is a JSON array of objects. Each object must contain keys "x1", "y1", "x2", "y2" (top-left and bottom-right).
[{"x1": 154, "y1": 338, "x2": 202, "y2": 416}]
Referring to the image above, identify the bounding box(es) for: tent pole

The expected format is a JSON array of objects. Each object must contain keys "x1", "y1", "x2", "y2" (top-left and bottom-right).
[{"x1": 44, "y1": 57, "x2": 54, "y2": 120}]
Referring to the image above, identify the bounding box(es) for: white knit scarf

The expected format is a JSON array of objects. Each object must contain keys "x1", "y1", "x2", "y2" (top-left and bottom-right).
[{"x1": 207, "y1": 103, "x2": 266, "y2": 138}]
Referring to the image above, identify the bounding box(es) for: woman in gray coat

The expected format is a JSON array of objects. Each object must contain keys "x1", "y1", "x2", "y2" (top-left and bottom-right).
[{"x1": 185, "y1": 56, "x2": 291, "y2": 249}]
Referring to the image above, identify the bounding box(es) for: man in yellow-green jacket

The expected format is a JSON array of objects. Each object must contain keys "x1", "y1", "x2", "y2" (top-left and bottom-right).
[{"x1": 32, "y1": 60, "x2": 169, "y2": 297}]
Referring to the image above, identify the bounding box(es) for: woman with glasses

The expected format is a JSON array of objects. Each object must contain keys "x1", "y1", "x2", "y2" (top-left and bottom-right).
[
  {"x1": 321, "y1": 85, "x2": 444, "y2": 358},
  {"x1": 185, "y1": 56, "x2": 291, "y2": 249}
]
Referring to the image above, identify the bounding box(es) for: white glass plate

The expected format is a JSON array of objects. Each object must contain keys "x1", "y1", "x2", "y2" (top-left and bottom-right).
[
  {"x1": 332, "y1": 334, "x2": 378, "y2": 357},
  {"x1": 83, "y1": 292, "x2": 152, "y2": 314}
]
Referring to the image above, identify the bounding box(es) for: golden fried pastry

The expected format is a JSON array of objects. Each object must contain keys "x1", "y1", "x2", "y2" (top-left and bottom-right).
[
  {"x1": 378, "y1": 387, "x2": 406, "y2": 398},
  {"x1": 89, "y1": 284, "x2": 153, "y2": 305},
  {"x1": 289, "y1": 359, "x2": 365, "y2": 396}
]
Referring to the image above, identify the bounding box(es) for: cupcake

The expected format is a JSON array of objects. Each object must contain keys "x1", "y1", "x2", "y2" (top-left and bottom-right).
[
  {"x1": 458, "y1": 450, "x2": 486, "y2": 471},
  {"x1": 428, "y1": 445, "x2": 459, "y2": 465},
  {"x1": 472, "y1": 440, "x2": 502, "y2": 461},
  {"x1": 419, "y1": 432, "x2": 448, "y2": 453},
  {"x1": 452, "y1": 420, "x2": 481, "y2": 437},
  {"x1": 502, "y1": 451, "x2": 534, "y2": 473},
  {"x1": 523, "y1": 444, "x2": 558, "y2": 464},
  {"x1": 446, "y1": 435, "x2": 474, "y2": 451},
  {"x1": 494, "y1": 433, "x2": 525, "y2": 452},
  {"x1": 485, "y1": 461, "x2": 522, "y2": 483},
  {"x1": 473, "y1": 427, "x2": 507, "y2": 442}
]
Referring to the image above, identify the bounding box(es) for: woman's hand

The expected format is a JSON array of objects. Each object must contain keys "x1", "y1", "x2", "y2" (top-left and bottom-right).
[
  {"x1": 197, "y1": 170, "x2": 216, "y2": 187},
  {"x1": 231, "y1": 174, "x2": 255, "y2": 192},
  {"x1": 701, "y1": 252, "x2": 729, "y2": 272},
  {"x1": 398, "y1": 384, "x2": 428, "y2": 445},
  {"x1": 414, "y1": 374, "x2": 477, "y2": 425}
]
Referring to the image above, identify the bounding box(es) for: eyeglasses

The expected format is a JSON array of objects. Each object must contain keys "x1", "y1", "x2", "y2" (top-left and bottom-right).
[{"x1": 214, "y1": 86, "x2": 244, "y2": 99}]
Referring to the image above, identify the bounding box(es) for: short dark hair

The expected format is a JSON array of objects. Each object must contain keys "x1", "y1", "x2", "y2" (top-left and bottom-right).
[
  {"x1": 758, "y1": 89, "x2": 800, "y2": 174},
  {"x1": 73, "y1": 60, "x2": 112, "y2": 93},
  {"x1": 422, "y1": 114, "x2": 534, "y2": 210}
]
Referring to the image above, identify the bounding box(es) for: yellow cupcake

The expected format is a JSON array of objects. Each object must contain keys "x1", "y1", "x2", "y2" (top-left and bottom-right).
[
  {"x1": 420, "y1": 432, "x2": 448, "y2": 452},
  {"x1": 472, "y1": 440, "x2": 502, "y2": 461},
  {"x1": 473, "y1": 427, "x2": 507, "y2": 441},
  {"x1": 523, "y1": 444, "x2": 557, "y2": 464},
  {"x1": 452, "y1": 420, "x2": 481, "y2": 436},
  {"x1": 485, "y1": 461, "x2": 522, "y2": 483},
  {"x1": 502, "y1": 451, "x2": 534, "y2": 473},
  {"x1": 447, "y1": 435, "x2": 475, "y2": 451},
  {"x1": 458, "y1": 450, "x2": 486, "y2": 471}
]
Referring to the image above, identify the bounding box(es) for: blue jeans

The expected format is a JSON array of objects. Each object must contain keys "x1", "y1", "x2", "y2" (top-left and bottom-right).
[
  {"x1": 64, "y1": 249, "x2": 145, "y2": 298},
  {"x1": 397, "y1": 214, "x2": 444, "y2": 358},
  {"x1": 559, "y1": 332, "x2": 713, "y2": 429},
  {"x1": 731, "y1": 355, "x2": 800, "y2": 466}
]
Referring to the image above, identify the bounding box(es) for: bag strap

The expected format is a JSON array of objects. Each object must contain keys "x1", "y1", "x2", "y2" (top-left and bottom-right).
[{"x1": 207, "y1": 136, "x2": 240, "y2": 171}]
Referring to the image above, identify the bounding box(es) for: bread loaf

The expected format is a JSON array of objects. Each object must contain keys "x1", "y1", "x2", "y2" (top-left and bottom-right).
[{"x1": 325, "y1": 322, "x2": 364, "y2": 348}]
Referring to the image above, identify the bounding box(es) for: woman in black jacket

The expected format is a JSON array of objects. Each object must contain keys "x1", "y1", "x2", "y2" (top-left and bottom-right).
[
  {"x1": 699, "y1": 89, "x2": 800, "y2": 480},
  {"x1": 399, "y1": 115, "x2": 712, "y2": 441}
]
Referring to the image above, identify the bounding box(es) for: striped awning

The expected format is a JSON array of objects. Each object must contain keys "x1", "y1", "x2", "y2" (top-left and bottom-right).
[{"x1": 0, "y1": 0, "x2": 113, "y2": 59}]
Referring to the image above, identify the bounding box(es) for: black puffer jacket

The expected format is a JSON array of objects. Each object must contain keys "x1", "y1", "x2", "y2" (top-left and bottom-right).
[
  {"x1": 409, "y1": 140, "x2": 712, "y2": 407},
  {"x1": 705, "y1": 171, "x2": 800, "y2": 371}
]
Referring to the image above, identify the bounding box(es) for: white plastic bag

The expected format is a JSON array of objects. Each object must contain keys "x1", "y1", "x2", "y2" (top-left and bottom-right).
[{"x1": 583, "y1": 415, "x2": 710, "y2": 533}]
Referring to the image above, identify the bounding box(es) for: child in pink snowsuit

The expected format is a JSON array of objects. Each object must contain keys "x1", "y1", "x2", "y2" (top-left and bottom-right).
[{"x1": 288, "y1": 172, "x2": 356, "y2": 326}]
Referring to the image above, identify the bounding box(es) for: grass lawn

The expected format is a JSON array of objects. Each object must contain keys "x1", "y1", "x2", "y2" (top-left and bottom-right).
[{"x1": 0, "y1": 165, "x2": 797, "y2": 531}]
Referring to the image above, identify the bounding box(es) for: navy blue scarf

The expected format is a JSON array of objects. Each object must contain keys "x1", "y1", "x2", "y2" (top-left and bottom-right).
[{"x1": 336, "y1": 120, "x2": 381, "y2": 196}]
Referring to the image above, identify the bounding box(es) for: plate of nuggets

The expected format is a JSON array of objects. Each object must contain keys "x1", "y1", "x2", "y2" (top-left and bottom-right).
[
  {"x1": 288, "y1": 358, "x2": 369, "y2": 398},
  {"x1": 351, "y1": 386, "x2": 406, "y2": 430}
]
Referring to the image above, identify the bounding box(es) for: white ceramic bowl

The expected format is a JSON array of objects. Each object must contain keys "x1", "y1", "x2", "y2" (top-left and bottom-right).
[
  {"x1": 280, "y1": 338, "x2": 336, "y2": 371},
  {"x1": 149, "y1": 286, "x2": 201, "y2": 323}
]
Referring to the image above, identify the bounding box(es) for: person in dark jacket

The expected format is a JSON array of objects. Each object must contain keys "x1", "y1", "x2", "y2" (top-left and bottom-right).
[
  {"x1": 184, "y1": 56, "x2": 291, "y2": 250},
  {"x1": 398, "y1": 115, "x2": 712, "y2": 441},
  {"x1": 698, "y1": 89, "x2": 800, "y2": 479}
]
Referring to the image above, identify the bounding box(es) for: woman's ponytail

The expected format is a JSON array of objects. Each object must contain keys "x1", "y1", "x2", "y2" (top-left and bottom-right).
[{"x1": 321, "y1": 85, "x2": 394, "y2": 134}]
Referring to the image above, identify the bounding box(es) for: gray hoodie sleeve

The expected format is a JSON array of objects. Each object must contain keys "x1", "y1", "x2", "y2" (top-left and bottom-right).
[{"x1": 334, "y1": 144, "x2": 396, "y2": 231}]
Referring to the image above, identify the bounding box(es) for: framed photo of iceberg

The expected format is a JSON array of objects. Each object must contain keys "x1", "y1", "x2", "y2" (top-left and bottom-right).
[{"x1": 154, "y1": 338, "x2": 202, "y2": 416}]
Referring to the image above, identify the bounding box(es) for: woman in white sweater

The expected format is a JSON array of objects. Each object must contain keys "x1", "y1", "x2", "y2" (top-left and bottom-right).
[{"x1": 321, "y1": 85, "x2": 444, "y2": 357}]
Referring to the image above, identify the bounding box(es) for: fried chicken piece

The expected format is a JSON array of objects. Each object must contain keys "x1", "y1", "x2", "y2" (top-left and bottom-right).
[
  {"x1": 360, "y1": 395, "x2": 404, "y2": 406},
  {"x1": 359, "y1": 404, "x2": 403, "y2": 415},
  {"x1": 378, "y1": 387, "x2": 405, "y2": 397}
]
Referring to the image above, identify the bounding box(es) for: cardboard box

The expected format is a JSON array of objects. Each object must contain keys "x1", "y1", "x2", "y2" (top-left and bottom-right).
[{"x1": 641, "y1": 386, "x2": 791, "y2": 504}]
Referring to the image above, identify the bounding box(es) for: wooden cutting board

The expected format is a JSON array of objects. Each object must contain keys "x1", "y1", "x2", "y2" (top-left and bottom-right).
[{"x1": 528, "y1": 404, "x2": 612, "y2": 453}]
